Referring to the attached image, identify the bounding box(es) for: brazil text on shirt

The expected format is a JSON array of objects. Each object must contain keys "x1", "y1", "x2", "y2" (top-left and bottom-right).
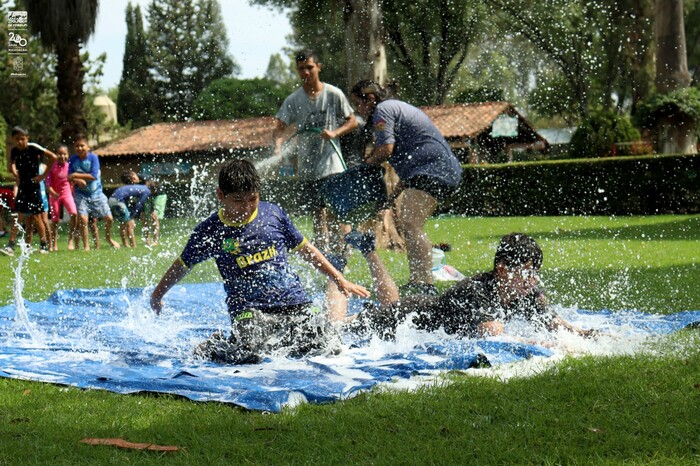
[{"x1": 234, "y1": 245, "x2": 278, "y2": 269}]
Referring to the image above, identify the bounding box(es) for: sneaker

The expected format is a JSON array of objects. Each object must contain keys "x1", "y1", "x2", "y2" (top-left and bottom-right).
[
  {"x1": 398, "y1": 282, "x2": 438, "y2": 297},
  {"x1": 344, "y1": 230, "x2": 375, "y2": 256},
  {"x1": 0, "y1": 246, "x2": 14, "y2": 257}
]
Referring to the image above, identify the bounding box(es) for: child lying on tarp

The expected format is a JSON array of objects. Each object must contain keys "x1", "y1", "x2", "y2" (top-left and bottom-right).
[{"x1": 344, "y1": 231, "x2": 596, "y2": 340}]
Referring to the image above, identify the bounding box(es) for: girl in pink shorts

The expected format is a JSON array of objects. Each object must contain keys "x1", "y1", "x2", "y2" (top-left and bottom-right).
[{"x1": 45, "y1": 144, "x2": 78, "y2": 251}]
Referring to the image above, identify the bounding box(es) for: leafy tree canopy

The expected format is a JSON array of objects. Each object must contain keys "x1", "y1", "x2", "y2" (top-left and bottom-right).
[{"x1": 192, "y1": 78, "x2": 292, "y2": 120}]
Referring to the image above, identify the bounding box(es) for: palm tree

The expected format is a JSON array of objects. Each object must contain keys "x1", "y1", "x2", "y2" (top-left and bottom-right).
[{"x1": 24, "y1": 0, "x2": 99, "y2": 143}]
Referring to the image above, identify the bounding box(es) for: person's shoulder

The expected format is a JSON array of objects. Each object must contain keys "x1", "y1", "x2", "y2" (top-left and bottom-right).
[{"x1": 323, "y1": 83, "x2": 344, "y2": 94}]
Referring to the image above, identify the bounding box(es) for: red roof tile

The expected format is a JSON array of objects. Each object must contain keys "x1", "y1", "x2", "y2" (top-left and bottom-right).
[
  {"x1": 422, "y1": 101, "x2": 515, "y2": 139},
  {"x1": 96, "y1": 102, "x2": 539, "y2": 158},
  {"x1": 96, "y1": 117, "x2": 276, "y2": 157}
]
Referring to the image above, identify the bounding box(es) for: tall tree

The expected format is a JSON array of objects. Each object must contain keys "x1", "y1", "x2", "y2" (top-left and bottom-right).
[
  {"x1": 23, "y1": 0, "x2": 99, "y2": 143},
  {"x1": 147, "y1": 0, "x2": 238, "y2": 121},
  {"x1": 117, "y1": 3, "x2": 154, "y2": 128},
  {"x1": 652, "y1": 0, "x2": 696, "y2": 153},
  {"x1": 382, "y1": 0, "x2": 486, "y2": 105},
  {"x1": 343, "y1": 0, "x2": 387, "y2": 88}
]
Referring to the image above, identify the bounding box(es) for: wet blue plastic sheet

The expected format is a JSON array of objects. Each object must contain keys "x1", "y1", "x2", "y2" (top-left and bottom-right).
[{"x1": 1, "y1": 283, "x2": 699, "y2": 412}]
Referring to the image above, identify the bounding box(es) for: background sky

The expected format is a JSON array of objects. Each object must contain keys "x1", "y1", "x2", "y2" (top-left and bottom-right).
[{"x1": 85, "y1": 0, "x2": 293, "y2": 90}]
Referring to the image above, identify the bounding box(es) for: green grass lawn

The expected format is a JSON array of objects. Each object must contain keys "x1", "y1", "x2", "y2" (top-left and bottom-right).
[{"x1": 0, "y1": 214, "x2": 699, "y2": 464}]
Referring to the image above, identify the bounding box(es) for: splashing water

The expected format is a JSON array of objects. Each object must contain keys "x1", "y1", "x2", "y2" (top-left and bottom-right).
[{"x1": 9, "y1": 223, "x2": 43, "y2": 344}]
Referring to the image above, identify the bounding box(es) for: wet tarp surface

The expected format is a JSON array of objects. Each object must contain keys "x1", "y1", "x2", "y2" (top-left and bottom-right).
[{"x1": 1, "y1": 283, "x2": 698, "y2": 412}]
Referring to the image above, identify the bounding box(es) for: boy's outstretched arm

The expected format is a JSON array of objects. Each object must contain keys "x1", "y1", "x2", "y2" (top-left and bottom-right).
[
  {"x1": 150, "y1": 259, "x2": 189, "y2": 315},
  {"x1": 548, "y1": 316, "x2": 598, "y2": 338},
  {"x1": 295, "y1": 240, "x2": 370, "y2": 299}
]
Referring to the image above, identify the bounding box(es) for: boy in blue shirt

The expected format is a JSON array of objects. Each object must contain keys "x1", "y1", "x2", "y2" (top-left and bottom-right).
[
  {"x1": 151, "y1": 159, "x2": 369, "y2": 364},
  {"x1": 67, "y1": 134, "x2": 120, "y2": 250},
  {"x1": 108, "y1": 172, "x2": 152, "y2": 248}
]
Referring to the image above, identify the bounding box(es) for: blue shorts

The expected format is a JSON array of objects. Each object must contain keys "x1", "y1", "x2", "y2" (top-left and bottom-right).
[
  {"x1": 74, "y1": 191, "x2": 111, "y2": 219},
  {"x1": 108, "y1": 198, "x2": 130, "y2": 222}
]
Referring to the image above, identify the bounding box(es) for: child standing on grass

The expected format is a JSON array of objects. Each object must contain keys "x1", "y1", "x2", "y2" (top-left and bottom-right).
[
  {"x1": 67, "y1": 134, "x2": 120, "y2": 250},
  {"x1": 151, "y1": 159, "x2": 370, "y2": 364},
  {"x1": 45, "y1": 144, "x2": 78, "y2": 251},
  {"x1": 1, "y1": 126, "x2": 56, "y2": 256}
]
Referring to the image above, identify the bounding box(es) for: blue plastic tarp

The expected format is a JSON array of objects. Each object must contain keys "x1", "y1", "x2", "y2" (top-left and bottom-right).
[{"x1": 1, "y1": 282, "x2": 698, "y2": 412}]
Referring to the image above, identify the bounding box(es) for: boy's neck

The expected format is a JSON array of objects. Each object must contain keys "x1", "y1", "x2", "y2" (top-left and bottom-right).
[{"x1": 303, "y1": 81, "x2": 323, "y2": 98}]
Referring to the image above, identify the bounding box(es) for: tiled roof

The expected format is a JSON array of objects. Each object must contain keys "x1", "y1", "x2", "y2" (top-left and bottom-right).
[
  {"x1": 421, "y1": 101, "x2": 518, "y2": 139},
  {"x1": 96, "y1": 117, "x2": 276, "y2": 157},
  {"x1": 95, "y1": 102, "x2": 540, "y2": 157}
]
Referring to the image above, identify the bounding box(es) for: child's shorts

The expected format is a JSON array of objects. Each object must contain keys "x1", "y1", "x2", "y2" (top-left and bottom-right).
[
  {"x1": 75, "y1": 191, "x2": 111, "y2": 219},
  {"x1": 144, "y1": 194, "x2": 167, "y2": 220},
  {"x1": 193, "y1": 305, "x2": 342, "y2": 364},
  {"x1": 108, "y1": 197, "x2": 130, "y2": 222}
]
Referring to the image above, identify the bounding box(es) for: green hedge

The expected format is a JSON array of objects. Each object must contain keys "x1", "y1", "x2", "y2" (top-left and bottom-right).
[
  {"x1": 104, "y1": 154, "x2": 700, "y2": 218},
  {"x1": 444, "y1": 154, "x2": 700, "y2": 216}
]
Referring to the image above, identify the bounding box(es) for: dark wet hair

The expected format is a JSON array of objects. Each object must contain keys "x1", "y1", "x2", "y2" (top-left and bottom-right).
[
  {"x1": 73, "y1": 133, "x2": 88, "y2": 144},
  {"x1": 121, "y1": 170, "x2": 136, "y2": 184},
  {"x1": 494, "y1": 233, "x2": 543, "y2": 270},
  {"x1": 218, "y1": 159, "x2": 260, "y2": 195},
  {"x1": 11, "y1": 126, "x2": 28, "y2": 136},
  {"x1": 295, "y1": 49, "x2": 321, "y2": 65},
  {"x1": 56, "y1": 143, "x2": 69, "y2": 152},
  {"x1": 350, "y1": 80, "x2": 390, "y2": 102}
]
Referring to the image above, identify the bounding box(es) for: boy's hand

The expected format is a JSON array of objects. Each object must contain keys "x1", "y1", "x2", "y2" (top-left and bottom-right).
[
  {"x1": 335, "y1": 277, "x2": 370, "y2": 299},
  {"x1": 73, "y1": 178, "x2": 87, "y2": 188}
]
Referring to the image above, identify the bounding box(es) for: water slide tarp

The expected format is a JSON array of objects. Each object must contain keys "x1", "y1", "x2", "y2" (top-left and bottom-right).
[{"x1": 1, "y1": 282, "x2": 699, "y2": 412}]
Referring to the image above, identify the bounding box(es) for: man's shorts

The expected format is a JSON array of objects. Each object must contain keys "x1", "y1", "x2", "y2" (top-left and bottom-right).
[
  {"x1": 74, "y1": 190, "x2": 111, "y2": 218},
  {"x1": 403, "y1": 175, "x2": 458, "y2": 202},
  {"x1": 193, "y1": 305, "x2": 342, "y2": 364},
  {"x1": 297, "y1": 179, "x2": 326, "y2": 211},
  {"x1": 143, "y1": 194, "x2": 167, "y2": 220},
  {"x1": 108, "y1": 197, "x2": 130, "y2": 222}
]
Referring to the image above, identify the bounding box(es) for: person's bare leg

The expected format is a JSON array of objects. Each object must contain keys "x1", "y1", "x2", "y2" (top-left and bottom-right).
[
  {"x1": 67, "y1": 215, "x2": 78, "y2": 250},
  {"x1": 312, "y1": 206, "x2": 330, "y2": 251},
  {"x1": 78, "y1": 215, "x2": 90, "y2": 250},
  {"x1": 364, "y1": 250, "x2": 399, "y2": 307},
  {"x1": 103, "y1": 216, "x2": 121, "y2": 249},
  {"x1": 51, "y1": 221, "x2": 59, "y2": 251},
  {"x1": 324, "y1": 212, "x2": 351, "y2": 322},
  {"x1": 399, "y1": 188, "x2": 437, "y2": 285}
]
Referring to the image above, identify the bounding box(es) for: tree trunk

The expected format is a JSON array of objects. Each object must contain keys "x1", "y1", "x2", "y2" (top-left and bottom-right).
[
  {"x1": 655, "y1": 0, "x2": 691, "y2": 93},
  {"x1": 343, "y1": 0, "x2": 387, "y2": 89},
  {"x1": 653, "y1": 0, "x2": 696, "y2": 154},
  {"x1": 652, "y1": 115, "x2": 697, "y2": 154},
  {"x1": 343, "y1": 0, "x2": 405, "y2": 251},
  {"x1": 56, "y1": 41, "x2": 87, "y2": 143}
]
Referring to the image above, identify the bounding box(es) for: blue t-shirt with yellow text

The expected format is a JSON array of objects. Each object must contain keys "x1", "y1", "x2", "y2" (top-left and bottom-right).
[{"x1": 179, "y1": 201, "x2": 311, "y2": 318}]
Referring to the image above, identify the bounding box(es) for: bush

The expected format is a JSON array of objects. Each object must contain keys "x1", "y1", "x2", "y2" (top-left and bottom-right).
[
  {"x1": 443, "y1": 154, "x2": 700, "y2": 216},
  {"x1": 634, "y1": 87, "x2": 700, "y2": 132},
  {"x1": 569, "y1": 112, "x2": 641, "y2": 158}
]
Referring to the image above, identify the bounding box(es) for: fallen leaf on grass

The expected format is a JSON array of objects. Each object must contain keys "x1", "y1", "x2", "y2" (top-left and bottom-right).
[
  {"x1": 80, "y1": 438, "x2": 181, "y2": 452},
  {"x1": 587, "y1": 427, "x2": 605, "y2": 434},
  {"x1": 22, "y1": 389, "x2": 31, "y2": 396}
]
